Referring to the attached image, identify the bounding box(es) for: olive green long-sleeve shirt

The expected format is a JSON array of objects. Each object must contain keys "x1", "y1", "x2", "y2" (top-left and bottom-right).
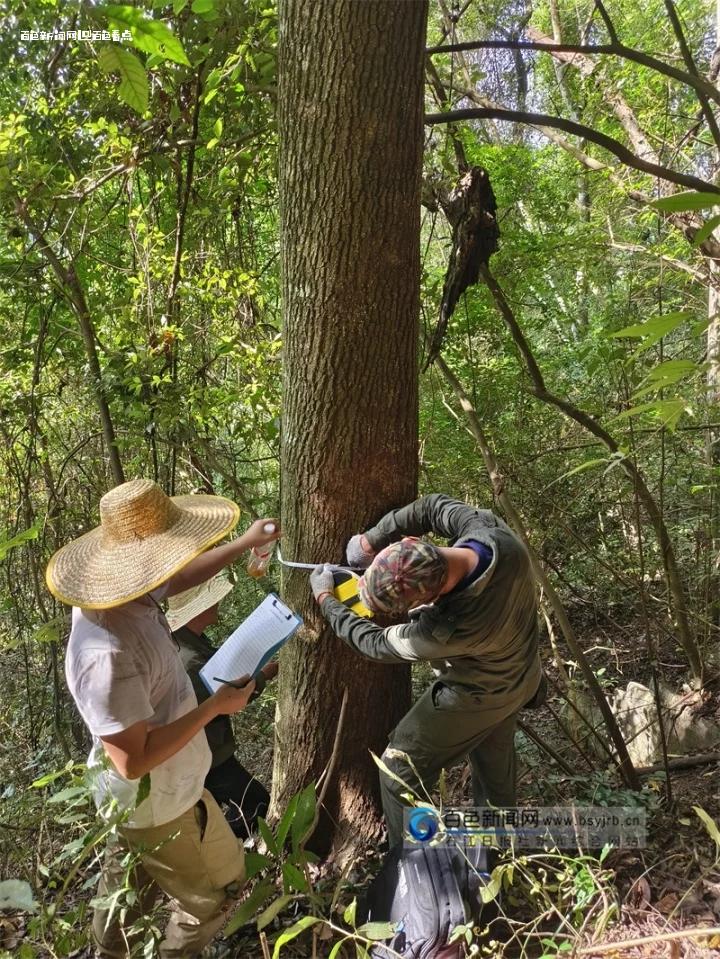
[{"x1": 319, "y1": 494, "x2": 541, "y2": 710}]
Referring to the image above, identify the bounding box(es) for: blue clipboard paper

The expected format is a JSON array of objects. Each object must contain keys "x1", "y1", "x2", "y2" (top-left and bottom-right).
[{"x1": 199, "y1": 593, "x2": 302, "y2": 694}]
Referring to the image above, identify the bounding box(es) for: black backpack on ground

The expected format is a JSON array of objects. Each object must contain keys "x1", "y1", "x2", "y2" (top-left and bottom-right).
[{"x1": 357, "y1": 842, "x2": 497, "y2": 958}]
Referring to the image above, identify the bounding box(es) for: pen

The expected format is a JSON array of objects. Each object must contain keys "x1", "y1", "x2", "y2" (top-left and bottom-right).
[{"x1": 213, "y1": 676, "x2": 250, "y2": 689}]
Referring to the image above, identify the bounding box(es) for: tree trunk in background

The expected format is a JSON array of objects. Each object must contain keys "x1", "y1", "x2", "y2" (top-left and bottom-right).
[{"x1": 272, "y1": 0, "x2": 428, "y2": 854}]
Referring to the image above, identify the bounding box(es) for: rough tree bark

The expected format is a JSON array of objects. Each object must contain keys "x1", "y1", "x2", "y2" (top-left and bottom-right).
[{"x1": 272, "y1": 0, "x2": 428, "y2": 854}]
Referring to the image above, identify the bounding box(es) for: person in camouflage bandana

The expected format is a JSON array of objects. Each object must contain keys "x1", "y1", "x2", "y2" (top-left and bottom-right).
[{"x1": 310, "y1": 494, "x2": 543, "y2": 848}]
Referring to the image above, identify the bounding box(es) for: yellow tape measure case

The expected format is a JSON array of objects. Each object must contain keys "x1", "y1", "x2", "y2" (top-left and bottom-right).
[{"x1": 332, "y1": 570, "x2": 374, "y2": 618}]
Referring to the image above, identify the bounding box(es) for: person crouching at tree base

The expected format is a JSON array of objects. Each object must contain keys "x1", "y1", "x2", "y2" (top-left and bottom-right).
[
  {"x1": 310, "y1": 494, "x2": 545, "y2": 850},
  {"x1": 166, "y1": 575, "x2": 277, "y2": 839},
  {"x1": 45, "y1": 478, "x2": 279, "y2": 959}
]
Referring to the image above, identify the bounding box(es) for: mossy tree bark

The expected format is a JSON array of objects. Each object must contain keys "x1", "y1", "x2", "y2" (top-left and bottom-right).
[{"x1": 273, "y1": 0, "x2": 428, "y2": 853}]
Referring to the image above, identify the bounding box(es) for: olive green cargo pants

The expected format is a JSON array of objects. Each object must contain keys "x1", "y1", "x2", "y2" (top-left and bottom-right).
[
  {"x1": 379, "y1": 680, "x2": 520, "y2": 848},
  {"x1": 93, "y1": 789, "x2": 244, "y2": 958}
]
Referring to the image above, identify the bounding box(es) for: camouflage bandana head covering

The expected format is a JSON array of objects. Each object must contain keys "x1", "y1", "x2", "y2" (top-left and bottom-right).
[{"x1": 358, "y1": 537, "x2": 448, "y2": 617}]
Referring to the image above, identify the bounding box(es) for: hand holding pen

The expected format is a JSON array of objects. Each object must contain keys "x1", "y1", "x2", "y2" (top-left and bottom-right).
[{"x1": 210, "y1": 674, "x2": 256, "y2": 715}]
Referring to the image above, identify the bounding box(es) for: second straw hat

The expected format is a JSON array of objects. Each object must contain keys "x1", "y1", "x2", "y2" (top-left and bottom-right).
[{"x1": 166, "y1": 574, "x2": 234, "y2": 632}]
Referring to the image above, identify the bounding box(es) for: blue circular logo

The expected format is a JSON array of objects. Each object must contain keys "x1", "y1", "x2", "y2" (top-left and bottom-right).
[{"x1": 408, "y1": 807, "x2": 439, "y2": 842}]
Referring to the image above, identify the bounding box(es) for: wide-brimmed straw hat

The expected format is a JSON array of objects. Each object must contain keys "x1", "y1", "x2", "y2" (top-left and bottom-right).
[
  {"x1": 166, "y1": 574, "x2": 234, "y2": 632},
  {"x1": 46, "y1": 478, "x2": 240, "y2": 610}
]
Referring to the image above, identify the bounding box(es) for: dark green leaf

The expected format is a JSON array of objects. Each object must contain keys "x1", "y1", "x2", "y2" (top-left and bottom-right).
[
  {"x1": 291, "y1": 783, "x2": 316, "y2": 849},
  {"x1": 651, "y1": 191, "x2": 720, "y2": 212},
  {"x1": 256, "y1": 892, "x2": 293, "y2": 930},
  {"x1": 243, "y1": 851, "x2": 272, "y2": 879},
  {"x1": 691, "y1": 213, "x2": 720, "y2": 247},
  {"x1": 257, "y1": 816, "x2": 279, "y2": 856},
  {"x1": 224, "y1": 878, "x2": 275, "y2": 935},
  {"x1": 0, "y1": 523, "x2": 40, "y2": 561},
  {"x1": 282, "y1": 860, "x2": 309, "y2": 893},
  {"x1": 610, "y1": 311, "x2": 692, "y2": 340},
  {"x1": 274, "y1": 793, "x2": 298, "y2": 849}
]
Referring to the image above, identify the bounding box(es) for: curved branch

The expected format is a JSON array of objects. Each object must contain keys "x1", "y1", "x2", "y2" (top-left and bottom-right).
[
  {"x1": 425, "y1": 107, "x2": 720, "y2": 195},
  {"x1": 436, "y1": 355, "x2": 640, "y2": 789},
  {"x1": 662, "y1": 0, "x2": 720, "y2": 152},
  {"x1": 425, "y1": 38, "x2": 720, "y2": 106},
  {"x1": 480, "y1": 263, "x2": 703, "y2": 681}
]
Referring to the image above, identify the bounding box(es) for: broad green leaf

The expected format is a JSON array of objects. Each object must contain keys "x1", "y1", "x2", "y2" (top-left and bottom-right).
[
  {"x1": 355, "y1": 921, "x2": 397, "y2": 941},
  {"x1": 192, "y1": 0, "x2": 215, "y2": 11},
  {"x1": 0, "y1": 523, "x2": 40, "y2": 561},
  {"x1": 173, "y1": 0, "x2": 188, "y2": 12},
  {"x1": 610, "y1": 311, "x2": 691, "y2": 341},
  {"x1": 329, "y1": 939, "x2": 350, "y2": 959},
  {"x1": 257, "y1": 893, "x2": 293, "y2": 930},
  {"x1": 642, "y1": 359, "x2": 698, "y2": 381},
  {"x1": 243, "y1": 851, "x2": 272, "y2": 879},
  {"x1": 257, "y1": 816, "x2": 279, "y2": 856},
  {"x1": 612, "y1": 398, "x2": 689, "y2": 430},
  {"x1": 47, "y1": 785, "x2": 88, "y2": 804},
  {"x1": 98, "y1": 46, "x2": 149, "y2": 115},
  {"x1": 692, "y1": 213, "x2": 720, "y2": 247},
  {"x1": 282, "y1": 860, "x2": 309, "y2": 893},
  {"x1": 694, "y1": 805, "x2": 720, "y2": 846},
  {"x1": 275, "y1": 793, "x2": 298, "y2": 849},
  {"x1": 480, "y1": 868, "x2": 503, "y2": 904},
  {"x1": 271, "y1": 915, "x2": 322, "y2": 959},
  {"x1": 98, "y1": 5, "x2": 190, "y2": 66},
  {"x1": 31, "y1": 762, "x2": 75, "y2": 789},
  {"x1": 343, "y1": 897, "x2": 357, "y2": 925},
  {"x1": 291, "y1": 782, "x2": 316, "y2": 849},
  {"x1": 651, "y1": 191, "x2": 720, "y2": 212},
  {"x1": 33, "y1": 615, "x2": 66, "y2": 645},
  {"x1": 632, "y1": 360, "x2": 699, "y2": 399},
  {"x1": 224, "y1": 877, "x2": 275, "y2": 935}
]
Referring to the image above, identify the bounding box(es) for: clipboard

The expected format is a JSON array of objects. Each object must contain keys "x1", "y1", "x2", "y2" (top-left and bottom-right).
[{"x1": 199, "y1": 593, "x2": 302, "y2": 695}]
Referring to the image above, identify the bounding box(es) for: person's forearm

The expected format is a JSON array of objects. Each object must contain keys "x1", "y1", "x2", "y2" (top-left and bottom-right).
[
  {"x1": 167, "y1": 535, "x2": 255, "y2": 595},
  {"x1": 366, "y1": 495, "x2": 476, "y2": 549},
  {"x1": 319, "y1": 596, "x2": 409, "y2": 663},
  {"x1": 365, "y1": 495, "x2": 437, "y2": 551},
  {"x1": 122, "y1": 699, "x2": 218, "y2": 780}
]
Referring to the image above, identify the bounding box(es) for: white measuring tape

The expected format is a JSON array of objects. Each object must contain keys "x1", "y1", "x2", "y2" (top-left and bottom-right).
[{"x1": 275, "y1": 547, "x2": 363, "y2": 573}]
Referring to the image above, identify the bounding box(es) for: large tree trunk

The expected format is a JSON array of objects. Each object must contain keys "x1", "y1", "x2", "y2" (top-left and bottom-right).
[{"x1": 272, "y1": 0, "x2": 428, "y2": 854}]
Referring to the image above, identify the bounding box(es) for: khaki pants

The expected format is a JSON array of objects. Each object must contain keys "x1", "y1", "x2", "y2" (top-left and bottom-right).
[
  {"x1": 93, "y1": 790, "x2": 245, "y2": 958},
  {"x1": 379, "y1": 681, "x2": 521, "y2": 848}
]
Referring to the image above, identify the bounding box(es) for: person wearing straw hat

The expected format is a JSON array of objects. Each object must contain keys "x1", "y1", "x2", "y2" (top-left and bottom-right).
[
  {"x1": 310, "y1": 493, "x2": 543, "y2": 849},
  {"x1": 167, "y1": 575, "x2": 277, "y2": 839},
  {"x1": 46, "y1": 478, "x2": 279, "y2": 959}
]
